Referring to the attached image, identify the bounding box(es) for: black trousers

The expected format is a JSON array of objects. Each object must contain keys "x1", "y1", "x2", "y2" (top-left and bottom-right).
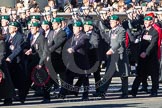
[
  {"x1": 131, "y1": 58, "x2": 159, "y2": 94},
  {"x1": 93, "y1": 66, "x2": 101, "y2": 92},
  {"x1": 51, "y1": 54, "x2": 66, "y2": 90},
  {"x1": 43, "y1": 78, "x2": 53, "y2": 100},
  {"x1": 60, "y1": 70, "x2": 89, "y2": 96},
  {"x1": 97, "y1": 54, "x2": 129, "y2": 95},
  {"x1": 98, "y1": 76, "x2": 128, "y2": 96},
  {"x1": 74, "y1": 61, "x2": 101, "y2": 93},
  {"x1": 7, "y1": 61, "x2": 27, "y2": 100}
]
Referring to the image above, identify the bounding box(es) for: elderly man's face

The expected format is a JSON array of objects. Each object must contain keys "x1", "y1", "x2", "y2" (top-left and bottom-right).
[
  {"x1": 30, "y1": 26, "x2": 39, "y2": 35},
  {"x1": 144, "y1": 20, "x2": 153, "y2": 28},
  {"x1": 73, "y1": 26, "x2": 82, "y2": 35},
  {"x1": 84, "y1": 25, "x2": 92, "y2": 32},
  {"x1": 9, "y1": 26, "x2": 17, "y2": 34},
  {"x1": 42, "y1": 24, "x2": 49, "y2": 31},
  {"x1": 110, "y1": 20, "x2": 119, "y2": 28},
  {"x1": 52, "y1": 22, "x2": 61, "y2": 30}
]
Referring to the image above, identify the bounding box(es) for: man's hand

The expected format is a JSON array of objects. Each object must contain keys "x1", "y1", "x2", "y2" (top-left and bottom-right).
[
  {"x1": 6, "y1": 57, "x2": 11, "y2": 63},
  {"x1": 25, "y1": 49, "x2": 32, "y2": 55},
  {"x1": 140, "y1": 52, "x2": 146, "y2": 58},
  {"x1": 106, "y1": 50, "x2": 113, "y2": 55},
  {"x1": 67, "y1": 48, "x2": 74, "y2": 54}
]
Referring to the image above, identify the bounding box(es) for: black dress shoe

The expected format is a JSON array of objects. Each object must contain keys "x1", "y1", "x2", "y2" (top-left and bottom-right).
[
  {"x1": 129, "y1": 91, "x2": 136, "y2": 97},
  {"x1": 3, "y1": 98, "x2": 12, "y2": 106},
  {"x1": 70, "y1": 91, "x2": 79, "y2": 97},
  {"x1": 57, "y1": 93, "x2": 66, "y2": 99},
  {"x1": 93, "y1": 92, "x2": 105, "y2": 99},
  {"x1": 3, "y1": 102, "x2": 12, "y2": 106},
  {"x1": 41, "y1": 99, "x2": 50, "y2": 103},
  {"x1": 139, "y1": 87, "x2": 148, "y2": 93},
  {"x1": 3, "y1": 98, "x2": 12, "y2": 105},
  {"x1": 150, "y1": 93, "x2": 158, "y2": 97},
  {"x1": 120, "y1": 94, "x2": 128, "y2": 98},
  {"x1": 93, "y1": 92, "x2": 105, "y2": 96},
  {"x1": 14, "y1": 96, "x2": 25, "y2": 104},
  {"x1": 82, "y1": 93, "x2": 89, "y2": 101},
  {"x1": 19, "y1": 99, "x2": 25, "y2": 104},
  {"x1": 82, "y1": 96, "x2": 89, "y2": 101}
]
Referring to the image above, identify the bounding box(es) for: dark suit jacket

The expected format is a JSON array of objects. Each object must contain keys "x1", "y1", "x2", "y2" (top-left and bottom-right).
[
  {"x1": 48, "y1": 29, "x2": 67, "y2": 72},
  {"x1": 0, "y1": 40, "x2": 5, "y2": 64},
  {"x1": 140, "y1": 27, "x2": 158, "y2": 59},
  {"x1": 49, "y1": 29, "x2": 67, "y2": 54},
  {"x1": 71, "y1": 32, "x2": 90, "y2": 70},
  {"x1": 5, "y1": 32, "x2": 24, "y2": 63},
  {"x1": 45, "y1": 30, "x2": 54, "y2": 47},
  {"x1": 86, "y1": 31, "x2": 100, "y2": 66},
  {"x1": 31, "y1": 34, "x2": 48, "y2": 65}
]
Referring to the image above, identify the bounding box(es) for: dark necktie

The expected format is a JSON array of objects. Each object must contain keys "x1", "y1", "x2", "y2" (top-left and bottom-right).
[{"x1": 31, "y1": 36, "x2": 36, "y2": 46}]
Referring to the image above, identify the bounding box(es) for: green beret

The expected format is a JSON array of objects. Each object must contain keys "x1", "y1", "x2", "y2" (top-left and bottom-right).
[
  {"x1": 83, "y1": 21, "x2": 93, "y2": 26},
  {"x1": 1, "y1": 15, "x2": 10, "y2": 21},
  {"x1": 42, "y1": 20, "x2": 50, "y2": 25},
  {"x1": 52, "y1": 17, "x2": 61, "y2": 23},
  {"x1": 73, "y1": 21, "x2": 82, "y2": 27},
  {"x1": 30, "y1": 22, "x2": 40, "y2": 27},
  {"x1": 110, "y1": 15, "x2": 119, "y2": 21},
  {"x1": 27, "y1": 21, "x2": 31, "y2": 25},
  {"x1": 30, "y1": 15, "x2": 40, "y2": 20},
  {"x1": 60, "y1": 17, "x2": 65, "y2": 21},
  {"x1": 9, "y1": 22, "x2": 19, "y2": 27},
  {"x1": 144, "y1": 16, "x2": 152, "y2": 21}
]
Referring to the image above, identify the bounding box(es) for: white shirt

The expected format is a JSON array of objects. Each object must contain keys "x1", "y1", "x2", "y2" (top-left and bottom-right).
[
  {"x1": 45, "y1": 29, "x2": 50, "y2": 38},
  {"x1": 9, "y1": 32, "x2": 16, "y2": 41},
  {"x1": 4, "y1": 26, "x2": 8, "y2": 32},
  {"x1": 55, "y1": 28, "x2": 61, "y2": 33}
]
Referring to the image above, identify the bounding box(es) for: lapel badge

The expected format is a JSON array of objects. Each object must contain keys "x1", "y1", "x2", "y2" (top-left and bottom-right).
[
  {"x1": 9, "y1": 45, "x2": 15, "y2": 51},
  {"x1": 35, "y1": 44, "x2": 39, "y2": 50}
]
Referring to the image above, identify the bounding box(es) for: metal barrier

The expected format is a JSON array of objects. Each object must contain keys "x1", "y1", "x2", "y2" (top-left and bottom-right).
[{"x1": 56, "y1": 12, "x2": 127, "y2": 20}]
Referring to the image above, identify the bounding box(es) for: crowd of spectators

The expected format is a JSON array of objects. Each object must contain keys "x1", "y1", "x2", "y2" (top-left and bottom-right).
[{"x1": 1, "y1": 0, "x2": 162, "y2": 15}]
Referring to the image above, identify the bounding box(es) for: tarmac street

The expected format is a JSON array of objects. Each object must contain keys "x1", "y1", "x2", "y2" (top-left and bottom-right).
[{"x1": 0, "y1": 77, "x2": 162, "y2": 108}]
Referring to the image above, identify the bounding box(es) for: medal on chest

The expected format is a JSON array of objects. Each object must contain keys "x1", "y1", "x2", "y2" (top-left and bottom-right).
[
  {"x1": 111, "y1": 33, "x2": 117, "y2": 39},
  {"x1": 48, "y1": 40, "x2": 50, "y2": 44},
  {"x1": 35, "y1": 44, "x2": 39, "y2": 50},
  {"x1": 9, "y1": 45, "x2": 15, "y2": 51},
  {"x1": 143, "y1": 32, "x2": 152, "y2": 41}
]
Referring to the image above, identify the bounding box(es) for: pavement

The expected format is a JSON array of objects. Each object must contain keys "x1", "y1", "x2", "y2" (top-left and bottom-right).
[{"x1": 0, "y1": 76, "x2": 162, "y2": 108}]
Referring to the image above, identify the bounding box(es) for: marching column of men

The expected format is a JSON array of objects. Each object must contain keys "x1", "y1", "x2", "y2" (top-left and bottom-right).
[{"x1": 0, "y1": 10, "x2": 162, "y2": 105}]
